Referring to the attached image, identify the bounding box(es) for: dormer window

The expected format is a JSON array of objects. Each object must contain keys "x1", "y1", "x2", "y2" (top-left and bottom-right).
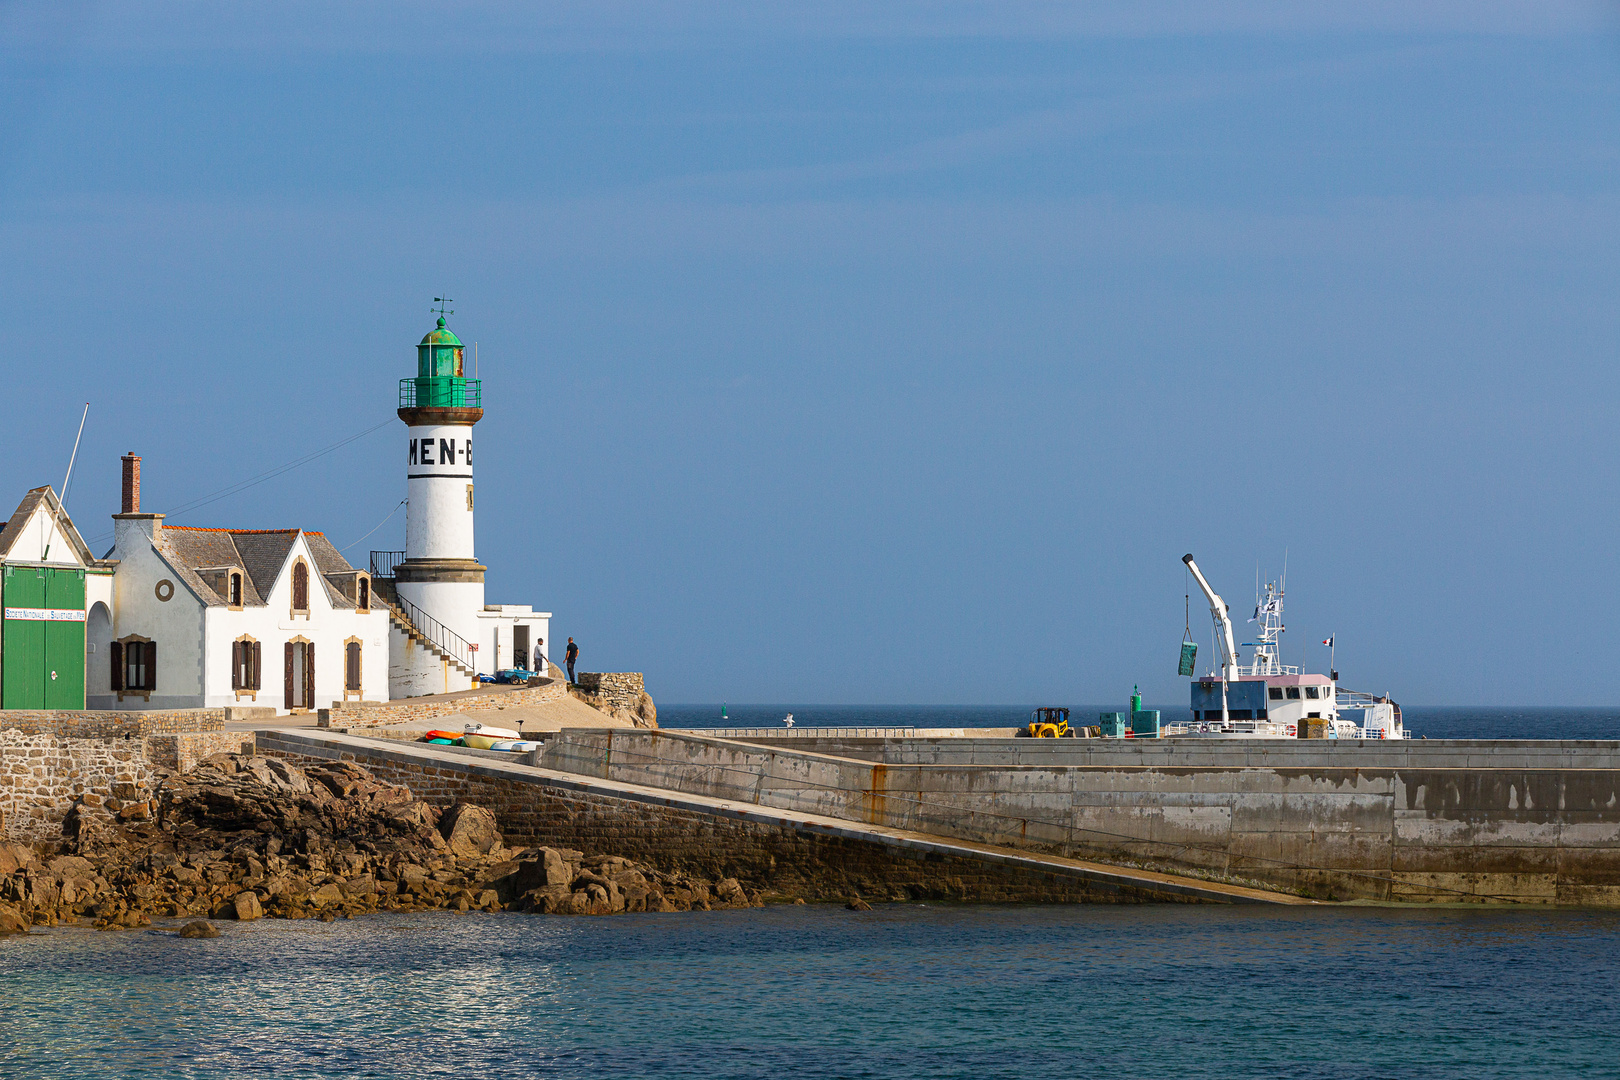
[
  {"x1": 357, "y1": 576, "x2": 370, "y2": 612},
  {"x1": 292, "y1": 560, "x2": 309, "y2": 614},
  {"x1": 229, "y1": 572, "x2": 242, "y2": 608}
]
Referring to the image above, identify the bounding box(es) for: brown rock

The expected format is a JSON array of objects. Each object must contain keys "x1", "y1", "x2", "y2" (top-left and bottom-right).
[
  {"x1": 178, "y1": 920, "x2": 220, "y2": 938},
  {"x1": 0, "y1": 842, "x2": 34, "y2": 877},
  {"x1": 846, "y1": 898, "x2": 872, "y2": 911},
  {"x1": 233, "y1": 891, "x2": 263, "y2": 921},
  {"x1": 0, "y1": 904, "x2": 30, "y2": 934},
  {"x1": 715, "y1": 878, "x2": 747, "y2": 906},
  {"x1": 438, "y1": 804, "x2": 500, "y2": 859},
  {"x1": 308, "y1": 883, "x2": 344, "y2": 908}
]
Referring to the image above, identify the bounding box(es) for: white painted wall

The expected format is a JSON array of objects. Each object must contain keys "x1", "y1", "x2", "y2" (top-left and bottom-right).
[
  {"x1": 97, "y1": 525, "x2": 390, "y2": 713},
  {"x1": 95, "y1": 521, "x2": 207, "y2": 710},
  {"x1": 7, "y1": 503, "x2": 92, "y2": 566},
  {"x1": 387, "y1": 621, "x2": 475, "y2": 698},
  {"x1": 475, "y1": 607, "x2": 553, "y2": 674},
  {"x1": 404, "y1": 423, "x2": 476, "y2": 561}
]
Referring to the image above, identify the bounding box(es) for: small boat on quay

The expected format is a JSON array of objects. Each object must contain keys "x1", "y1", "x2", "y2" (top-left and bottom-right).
[{"x1": 1172, "y1": 554, "x2": 1406, "y2": 740}]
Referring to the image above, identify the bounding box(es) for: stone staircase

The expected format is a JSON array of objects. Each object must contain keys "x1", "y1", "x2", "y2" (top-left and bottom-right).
[{"x1": 372, "y1": 579, "x2": 476, "y2": 677}]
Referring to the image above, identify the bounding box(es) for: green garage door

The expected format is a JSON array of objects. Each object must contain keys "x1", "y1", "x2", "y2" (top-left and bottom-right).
[{"x1": 2, "y1": 566, "x2": 86, "y2": 710}]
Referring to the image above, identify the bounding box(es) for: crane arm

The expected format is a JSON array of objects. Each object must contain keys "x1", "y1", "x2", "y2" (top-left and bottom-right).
[{"x1": 1182, "y1": 554, "x2": 1239, "y2": 676}]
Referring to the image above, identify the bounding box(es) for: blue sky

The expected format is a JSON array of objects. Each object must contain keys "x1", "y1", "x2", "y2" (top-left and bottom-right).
[{"x1": 2, "y1": 2, "x2": 1618, "y2": 705}]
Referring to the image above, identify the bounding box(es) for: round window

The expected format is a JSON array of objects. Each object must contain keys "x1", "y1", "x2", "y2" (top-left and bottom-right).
[{"x1": 154, "y1": 579, "x2": 175, "y2": 602}]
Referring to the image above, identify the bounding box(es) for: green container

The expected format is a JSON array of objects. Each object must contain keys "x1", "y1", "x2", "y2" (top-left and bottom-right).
[
  {"x1": 1178, "y1": 641, "x2": 1198, "y2": 677},
  {"x1": 1098, "y1": 712, "x2": 1127, "y2": 738},
  {"x1": 1132, "y1": 710, "x2": 1161, "y2": 738}
]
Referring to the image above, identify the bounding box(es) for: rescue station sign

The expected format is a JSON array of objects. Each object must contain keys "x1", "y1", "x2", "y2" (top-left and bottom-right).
[{"x1": 4, "y1": 607, "x2": 86, "y2": 622}]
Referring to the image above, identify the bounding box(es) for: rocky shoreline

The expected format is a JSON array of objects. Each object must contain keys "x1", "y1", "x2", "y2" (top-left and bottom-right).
[{"x1": 0, "y1": 753, "x2": 765, "y2": 933}]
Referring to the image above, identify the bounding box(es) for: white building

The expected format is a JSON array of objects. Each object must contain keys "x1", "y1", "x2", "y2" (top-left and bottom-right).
[
  {"x1": 90, "y1": 454, "x2": 390, "y2": 713},
  {"x1": 376, "y1": 315, "x2": 549, "y2": 697}
]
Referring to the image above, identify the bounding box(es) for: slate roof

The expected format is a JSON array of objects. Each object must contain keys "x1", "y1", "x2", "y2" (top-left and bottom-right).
[
  {"x1": 0, "y1": 486, "x2": 98, "y2": 567},
  {"x1": 155, "y1": 527, "x2": 360, "y2": 609}
]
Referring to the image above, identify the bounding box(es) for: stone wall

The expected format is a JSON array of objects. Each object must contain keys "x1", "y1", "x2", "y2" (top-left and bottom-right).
[
  {"x1": 573, "y1": 672, "x2": 644, "y2": 711},
  {"x1": 317, "y1": 681, "x2": 572, "y2": 729},
  {"x1": 0, "y1": 709, "x2": 224, "y2": 738},
  {"x1": 539, "y1": 729, "x2": 1620, "y2": 906},
  {"x1": 255, "y1": 731, "x2": 1187, "y2": 905},
  {"x1": 0, "y1": 731, "x2": 158, "y2": 842},
  {"x1": 145, "y1": 732, "x2": 257, "y2": 773}
]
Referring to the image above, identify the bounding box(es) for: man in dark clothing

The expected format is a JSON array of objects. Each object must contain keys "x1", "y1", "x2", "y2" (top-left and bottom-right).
[{"x1": 565, "y1": 638, "x2": 579, "y2": 683}]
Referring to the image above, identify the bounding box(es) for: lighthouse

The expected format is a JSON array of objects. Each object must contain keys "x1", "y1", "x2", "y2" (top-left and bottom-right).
[
  {"x1": 381, "y1": 307, "x2": 551, "y2": 697},
  {"x1": 392, "y1": 312, "x2": 485, "y2": 674}
]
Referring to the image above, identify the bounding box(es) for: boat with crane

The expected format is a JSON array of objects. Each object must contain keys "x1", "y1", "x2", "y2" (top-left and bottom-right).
[{"x1": 1171, "y1": 553, "x2": 1406, "y2": 739}]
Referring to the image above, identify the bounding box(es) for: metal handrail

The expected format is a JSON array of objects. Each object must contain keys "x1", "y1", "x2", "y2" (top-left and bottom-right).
[
  {"x1": 369, "y1": 550, "x2": 406, "y2": 579},
  {"x1": 398, "y1": 378, "x2": 482, "y2": 409},
  {"x1": 384, "y1": 592, "x2": 476, "y2": 673}
]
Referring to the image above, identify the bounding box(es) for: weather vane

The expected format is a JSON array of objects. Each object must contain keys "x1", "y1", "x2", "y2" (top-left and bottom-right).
[{"x1": 432, "y1": 297, "x2": 454, "y2": 318}]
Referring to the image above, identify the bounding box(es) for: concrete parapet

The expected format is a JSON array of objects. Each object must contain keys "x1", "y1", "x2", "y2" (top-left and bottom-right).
[
  {"x1": 254, "y1": 728, "x2": 1294, "y2": 905},
  {"x1": 536, "y1": 729, "x2": 1620, "y2": 905}
]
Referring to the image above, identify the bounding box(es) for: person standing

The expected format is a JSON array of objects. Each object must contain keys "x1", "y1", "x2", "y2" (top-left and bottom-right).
[
  {"x1": 533, "y1": 638, "x2": 546, "y2": 674},
  {"x1": 565, "y1": 637, "x2": 579, "y2": 683}
]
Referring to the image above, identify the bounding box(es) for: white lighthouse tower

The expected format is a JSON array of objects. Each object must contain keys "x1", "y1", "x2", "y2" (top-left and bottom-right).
[
  {"x1": 381, "y1": 306, "x2": 552, "y2": 698},
  {"x1": 389, "y1": 309, "x2": 485, "y2": 693}
]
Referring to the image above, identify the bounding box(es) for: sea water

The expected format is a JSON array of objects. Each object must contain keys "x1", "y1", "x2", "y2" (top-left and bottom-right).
[
  {"x1": 3, "y1": 904, "x2": 1618, "y2": 1079},
  {"x1": 663, "y1": 704, "x2": 1620, "y2": 740}
]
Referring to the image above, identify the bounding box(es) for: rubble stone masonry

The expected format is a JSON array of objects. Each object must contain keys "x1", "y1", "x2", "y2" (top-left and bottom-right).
[
  {"x1": 0, "y1": 709, "x2": 225, "y2": 738},
  {"x1": 0, "y1": 731, "x2": 157, "y2": 842},
  {"x1": 572, "y1": 672, "x2": 644, "y2": 712},
  {"x1": 0, "y1": 730, "x2": 254, "y2": 841}
]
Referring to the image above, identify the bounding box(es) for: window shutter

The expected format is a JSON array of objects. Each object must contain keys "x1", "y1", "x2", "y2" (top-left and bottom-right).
[
  {"x1": 110, "y1": 641, "x2": 124, "y2": 692},
  {"x1": 145, "y1": 641, "x2": 156, "y2": 692},
  {"x1": 304, "y1": 644, "x2": 315, "y2": 710},
  {"x1": 231, "y1": 641, "x2": 241, "y2": 690},
  {"x1": 251, "y1": 641, "x2": 262, "y2": 691},
  {"x1": 284, "y1": 643, "x2": 294, "y2": 710}
]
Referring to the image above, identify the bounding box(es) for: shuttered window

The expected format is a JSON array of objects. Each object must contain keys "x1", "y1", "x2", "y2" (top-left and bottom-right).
[
  {"x1": 232, "y1": 639, "x2": 260, "y2": 692},
  {"x1": 345, "y1": 640, "x2": 362, "y2": 692},
  {"x1": 122, "y1": 640, "x2": 155, "y2": 692},
  {"x1": 292, "y1": 562, "x2": 309, "y2": 612}
]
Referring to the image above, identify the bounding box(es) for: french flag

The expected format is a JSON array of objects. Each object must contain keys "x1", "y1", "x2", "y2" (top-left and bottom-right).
[{"x1": 1321, "y1": 636, "x2": 1334, "y2": 647}]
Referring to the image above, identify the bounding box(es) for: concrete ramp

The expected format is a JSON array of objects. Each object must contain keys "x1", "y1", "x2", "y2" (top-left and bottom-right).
[{"x1": 256, "y1": 728, "x2": 1309, "y2": 906}]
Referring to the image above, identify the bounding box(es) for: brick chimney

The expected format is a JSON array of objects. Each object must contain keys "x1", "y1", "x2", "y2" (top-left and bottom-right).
[
  {"x1": 113, "y1": 452, "x2": 161, "y2": 544},
  {"x1": 121, "y1": 453, "x2": 140, "y2": 514}
]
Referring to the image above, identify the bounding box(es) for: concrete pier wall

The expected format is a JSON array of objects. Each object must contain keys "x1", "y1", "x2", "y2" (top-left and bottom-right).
[
  {"x1": 539, "y1": 730, "x2": 1620, "y2": 905},
  {"x1": 255, "y1": 729, "x2": 1279, "y2": 905}
]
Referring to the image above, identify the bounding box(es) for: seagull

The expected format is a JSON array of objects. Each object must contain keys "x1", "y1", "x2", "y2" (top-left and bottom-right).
[{"x1": 782, "y1": 713, "x2": 795, "y2": 728}]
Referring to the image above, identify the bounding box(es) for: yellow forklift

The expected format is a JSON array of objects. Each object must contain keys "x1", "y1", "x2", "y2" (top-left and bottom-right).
[{"x1": 1025, "y1": 707, "x2": 1074, "y2": 738}]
